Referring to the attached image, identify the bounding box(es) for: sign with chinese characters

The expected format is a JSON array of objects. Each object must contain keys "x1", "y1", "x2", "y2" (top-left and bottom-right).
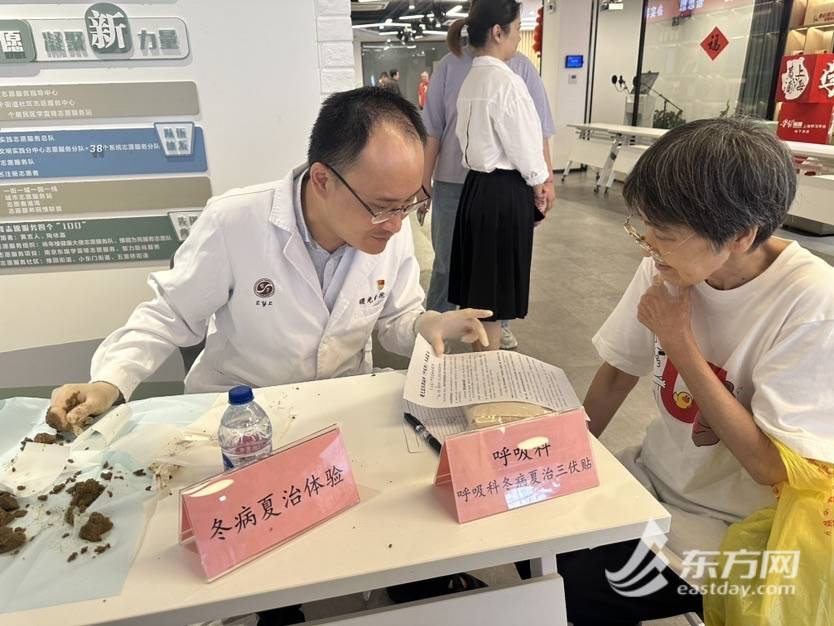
[
  {"x1": 777, "y1": 54, "x2": 834, "y2": 103},
  {"x1": 179, "y1": 425, "x2": 360, "y2": 581},
  {"x1": 0, "y1": 3, "x2": 189, "y2": 64},
  {"x1": 821, "y1": 60, "x2": 834, "y2": 98},
  {"x1": 780, "y1": 56, "x2": 812, "y2": 101},
  {"x1": 434, "y1": 409, "x2": 599, "y2": 524},
  {"x1": 154, "y1": 122, "x2": 195, "y2": 157},
  {"x1": 0, "y1": 177, "x2": 211, "y2": 218},
  {"x1": 0, "y1": 20, "x2": 36, "y2": 63},
  {"x1": 0, "y1": 127, "x2": 207, "y2": 181},
  {"x1": 646, "y1": 0, "x2": 755, "y2": 21},
  {"x1": 0, "y1": 215, "x2": 181, "y2": 271},
  {"x1": 168, "y1": 210, "x2": 203, "y2": 241},
  {"x1": 701, "y1": 27, "x2": 729, "y2": 61},
  {"x1": 777, "y1": 102, "x2": 834, "y2": 144},
  {"x1": 0, "y1": 82, "x2": 199, "y2": 123},
  {"x1": 85, "y1": 2, "x2": 131, "y2": 54}
]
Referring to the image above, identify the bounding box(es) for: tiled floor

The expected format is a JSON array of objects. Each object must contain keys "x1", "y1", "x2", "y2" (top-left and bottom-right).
[{"x1": 289, "y1": 173, "x2": 834, "y2": 625}]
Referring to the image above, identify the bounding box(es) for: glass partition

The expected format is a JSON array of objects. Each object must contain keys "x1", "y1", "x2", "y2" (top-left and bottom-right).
[{"x1": 636, "y1": 0, "x2": 788, "y2": 127}]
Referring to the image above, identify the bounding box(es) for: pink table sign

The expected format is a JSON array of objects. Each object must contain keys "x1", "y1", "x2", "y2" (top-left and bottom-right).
[
  {"x1": 179, "y1": 424, "x2": 360, "y2": 581},
  {"x1": 434, "y1": 409, "x2": 599, "y2": 523}
]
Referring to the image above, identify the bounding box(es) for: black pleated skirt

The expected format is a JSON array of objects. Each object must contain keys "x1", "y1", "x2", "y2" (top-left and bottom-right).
[{"x1": 448, "y1": 169, "x2": 535, "y2": 321}]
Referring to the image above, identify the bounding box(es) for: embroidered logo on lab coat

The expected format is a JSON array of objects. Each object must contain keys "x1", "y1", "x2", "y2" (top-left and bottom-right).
[
  {"x1": 254, "y1": 278, "x2": 275, "y2": 298},
  {"x1": 359, "y1": 278, "x2": 387, "y2": 307},
  {"x1": 359, "y1": 292, "x2": 386, "y2": 306}
]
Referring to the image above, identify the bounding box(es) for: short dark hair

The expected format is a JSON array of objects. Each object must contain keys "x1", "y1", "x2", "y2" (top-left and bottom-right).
[
  {"x1": 447, "y1": 0, "x2": 521, "y2": 57},
  {"x1": 308, "y1": 87, "x2": 427, "y2": 173},
  {"x1": 389, "y1": 69, "x2": 399, "y2": 78},
  {"x1": 623, "y1": 117, "x2": 796, "y2": 248}
]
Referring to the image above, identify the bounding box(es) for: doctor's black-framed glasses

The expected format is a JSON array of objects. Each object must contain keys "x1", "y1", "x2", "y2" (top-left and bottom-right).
[{"x1": 321, "y1": 162, "x2": 431, "y2": 224}]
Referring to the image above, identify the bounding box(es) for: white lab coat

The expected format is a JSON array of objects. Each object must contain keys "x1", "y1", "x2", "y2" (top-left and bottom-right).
[{"x1": 91, "y1": 165, "x2": 425, "y2": 398}]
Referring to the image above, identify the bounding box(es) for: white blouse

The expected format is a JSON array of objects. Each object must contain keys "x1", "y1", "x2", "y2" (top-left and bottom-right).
[{"x1": 455, "y1": 55, "x2": 549, "y2": 187}]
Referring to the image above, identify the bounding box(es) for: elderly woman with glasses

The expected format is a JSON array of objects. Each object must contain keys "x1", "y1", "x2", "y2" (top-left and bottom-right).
[{"x1": 552, "y1": 117, "x2": 834, "y2": 625}]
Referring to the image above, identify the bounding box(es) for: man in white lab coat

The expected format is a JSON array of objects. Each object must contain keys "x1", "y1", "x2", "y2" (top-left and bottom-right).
[{"x1": 48, "y1": 87, "x2": 491, "y2": 430}]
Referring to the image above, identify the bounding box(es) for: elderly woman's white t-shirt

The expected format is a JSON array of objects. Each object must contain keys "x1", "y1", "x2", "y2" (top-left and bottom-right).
[{"x1": 593, "y1": 241, "x2": 834, "y2": 522}]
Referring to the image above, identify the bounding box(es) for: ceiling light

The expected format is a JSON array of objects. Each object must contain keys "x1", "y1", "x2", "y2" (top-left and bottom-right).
[
  {"x1": 352, "y1": 22, "x2": 390, "y2": 29},
  {"x1": 352, "y1": 21, "x2": 412, "y2": 29}
]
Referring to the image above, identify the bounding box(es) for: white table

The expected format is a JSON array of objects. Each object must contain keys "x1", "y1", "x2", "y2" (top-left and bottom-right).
[
  {"x1": 785, "y1": 140, "x2": 834, "y2": 163},
  {"x1": 576, "y1": 123, "x2": 667, "y2": 141},
  {"x1": 565, "y1": 126, "x2": 834, "y2": 232},
  {"x1": 788, "y1": 174, "x2": 834, "y2": 235},
  {"x1": 564, "y1": 124, "x2": 667, "y2": 193},
  {"x1": 3, "y1": 372, "x2": 670, "y2": 626}
]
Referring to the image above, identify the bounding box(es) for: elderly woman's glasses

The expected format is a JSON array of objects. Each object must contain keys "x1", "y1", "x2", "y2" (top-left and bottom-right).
[
  {"x1": 323, "y1": 163, "x2": 431, "y2": 225},
  {"x1": 623, "y1": 214, "x2": 694, "y2": 264}
]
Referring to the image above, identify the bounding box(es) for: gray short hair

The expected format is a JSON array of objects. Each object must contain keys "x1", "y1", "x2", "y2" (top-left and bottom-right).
[{"x1": 623, "y1": 118, "x2": 796, "y2": 247}]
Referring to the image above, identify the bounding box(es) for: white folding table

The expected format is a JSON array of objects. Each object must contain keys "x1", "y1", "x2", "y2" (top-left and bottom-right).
[{"x1": 2, "y1": 372, "x2": 670, "y2": 626}]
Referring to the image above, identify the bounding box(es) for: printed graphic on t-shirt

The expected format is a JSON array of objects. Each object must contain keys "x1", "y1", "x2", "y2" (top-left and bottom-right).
[{"x1": 652, "y1": 338, "x2": 734, "y2": 447}]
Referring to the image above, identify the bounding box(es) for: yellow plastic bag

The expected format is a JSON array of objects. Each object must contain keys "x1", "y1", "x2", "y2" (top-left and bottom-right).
[{"x1": 704, "y1": 439, "x2": 834, "y2": 626}]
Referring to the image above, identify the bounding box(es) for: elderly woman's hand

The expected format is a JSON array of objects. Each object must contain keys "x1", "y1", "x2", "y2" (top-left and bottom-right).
[{"x1": 637, "y1": 276, "x2": 693, "y2": 349}]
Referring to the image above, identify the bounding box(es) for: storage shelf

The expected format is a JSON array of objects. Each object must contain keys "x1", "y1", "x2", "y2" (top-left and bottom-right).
[{"x1": 791, "y1": 21, "x2": 834, "y2": 32}]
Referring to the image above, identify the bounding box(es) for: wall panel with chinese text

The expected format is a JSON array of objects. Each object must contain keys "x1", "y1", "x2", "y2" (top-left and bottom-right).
[{"x1": 0, "y1": 0, "x2": 328, "y2": 396}]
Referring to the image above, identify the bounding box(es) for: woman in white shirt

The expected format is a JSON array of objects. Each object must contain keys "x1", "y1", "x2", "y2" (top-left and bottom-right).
[{"x1": 447, "y1": 0, "x2": 550, "y2": 351}]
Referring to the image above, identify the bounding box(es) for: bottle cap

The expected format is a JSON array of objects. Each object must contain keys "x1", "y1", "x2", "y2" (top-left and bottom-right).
[{"x1": 228, "y1": 385, "x2": 254, "y2": 405}]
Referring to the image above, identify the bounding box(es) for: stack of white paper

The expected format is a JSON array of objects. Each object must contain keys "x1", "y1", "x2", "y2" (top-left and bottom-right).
[{"x1": 401, "y1": 335, "x2": 582, "y2": 450}]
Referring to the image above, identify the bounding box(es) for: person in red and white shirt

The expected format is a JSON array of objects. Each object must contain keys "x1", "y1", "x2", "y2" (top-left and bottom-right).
[
  {"x1": 417, "y1": 70, "x2": 430, "y2": 110},
  {"x1": 556, "y1": 118, "x2": 834, "y2": 625}
]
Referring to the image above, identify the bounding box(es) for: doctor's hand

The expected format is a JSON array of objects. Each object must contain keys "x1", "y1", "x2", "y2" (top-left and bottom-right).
[
  {"x1": 46, "y1": 381, "x2": 122, "y2": 434},
  {"x1": 416, "y1": 309, "x2": 493, "y2": 356}
]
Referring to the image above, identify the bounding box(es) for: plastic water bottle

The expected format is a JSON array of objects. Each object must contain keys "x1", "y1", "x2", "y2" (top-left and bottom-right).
[{"x1": 218, "y1": 385, "x2": 273, "y2": 470}]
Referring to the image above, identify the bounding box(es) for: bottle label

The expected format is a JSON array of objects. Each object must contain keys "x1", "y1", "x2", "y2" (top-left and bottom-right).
[{"x1": 221, "y1": 444, "x2": 272, "y2": 471}]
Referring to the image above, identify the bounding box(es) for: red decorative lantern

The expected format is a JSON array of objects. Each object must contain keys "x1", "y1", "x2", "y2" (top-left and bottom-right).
[{"x1": 532, "y1": 7, "x2": 543, "y2": 56}]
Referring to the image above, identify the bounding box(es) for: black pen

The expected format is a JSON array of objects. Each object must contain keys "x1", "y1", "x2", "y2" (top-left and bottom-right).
[{"x1": 404, "y1": 412, "x2": 442, "y2": 454}]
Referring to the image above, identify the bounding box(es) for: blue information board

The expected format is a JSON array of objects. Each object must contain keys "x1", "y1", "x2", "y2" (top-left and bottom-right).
[
  {"x1": 565, "y1": 55, "x2": 584, "y2": 69},
  {"x1": 0, "y1": 127, "x2": 207, "y2": 180}
]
